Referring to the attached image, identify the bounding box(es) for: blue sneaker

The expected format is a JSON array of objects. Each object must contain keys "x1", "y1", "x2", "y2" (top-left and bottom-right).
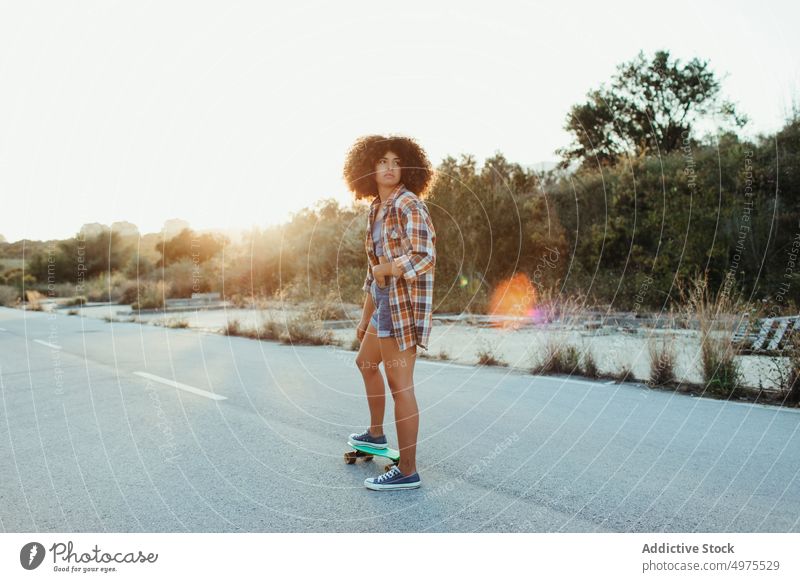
[
  {"x1": 364, "y1": 465, "x2": 421, "y2": 491},
  {"x1": 348, "y1": 430, "x2": 388, "y2": 449}
]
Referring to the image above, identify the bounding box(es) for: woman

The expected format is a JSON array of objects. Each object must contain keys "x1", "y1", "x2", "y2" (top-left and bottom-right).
[{"x1": 342, "y1": 135, "x2": 436, "y2": 491}]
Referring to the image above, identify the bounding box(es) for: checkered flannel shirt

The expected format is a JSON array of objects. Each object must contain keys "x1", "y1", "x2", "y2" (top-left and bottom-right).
[{"x1": 363, "y1": 183, "x2": 436, "y2": 351}]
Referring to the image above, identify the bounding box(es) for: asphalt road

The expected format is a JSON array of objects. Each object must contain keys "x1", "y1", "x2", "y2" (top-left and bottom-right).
[{"x1": 1, "y1": 306, "x2": 799, "y2": 532}]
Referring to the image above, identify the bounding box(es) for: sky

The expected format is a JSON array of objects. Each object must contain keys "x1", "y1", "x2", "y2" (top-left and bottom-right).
[{"x1": 1, "y1": 0, "x2": 798, "y2": 242}]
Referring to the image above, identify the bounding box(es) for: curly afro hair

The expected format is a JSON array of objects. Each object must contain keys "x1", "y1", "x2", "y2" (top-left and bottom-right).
[{"x1": 343, "y1": 134, "x2": 434, "y2": 201}]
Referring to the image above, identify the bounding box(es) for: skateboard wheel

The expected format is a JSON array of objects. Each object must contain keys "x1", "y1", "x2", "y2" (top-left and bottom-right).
[
  {"x1": 344, "y1": 452, "x2": 357, "y2": 464},
  {"x1": 363, "y1": 455, "x2": 374, "y2": 462},
  {"x1": 384, "y1": 463, "x2": 395, "y2": 472}
]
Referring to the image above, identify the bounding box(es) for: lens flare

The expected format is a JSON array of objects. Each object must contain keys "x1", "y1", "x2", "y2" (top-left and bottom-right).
[{"x1": 488, "y1": 273, "x2": 537, "y2": 328}]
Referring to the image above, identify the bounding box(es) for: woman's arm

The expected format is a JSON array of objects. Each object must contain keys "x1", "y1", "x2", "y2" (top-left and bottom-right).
[{"x1": 392, "y1": 200, "x2": 436, "y2": 281}]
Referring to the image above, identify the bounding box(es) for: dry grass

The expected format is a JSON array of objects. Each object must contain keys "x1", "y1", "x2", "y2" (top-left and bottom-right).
[
  {"x1": 309, "y1": 290, "x2": 349, "y2": 321},
  {"x1": 25, "y1": 290, "x2": 45, "y2": 311},
  {"x1": 647, "y1": 333, "x2": 677, "y2": 386},
  {"x1": 224, "y1": 319, "x2": 243, "y2": 336},
  {"x1": 533, "y1": 287, "x2": 590, "y2": 330},
  {"x1": 158, "y1": 318, "x2": 189, "y2": 329},
  {"x1": 581, "y1": 347, "x2": 600, "y2": 379},
  {"x1": 527, "y1": 290, "x2": 595, "y2": 377},
  {"x1": 224, "y1": 311, "x2": 339, "y2": 346},
  {"x1": 531, "y1": 338, "x2": 581, "y2": 375},
  {"x1": 227, "y1": 294, "x2": 276, "y2": 310},
  {"x1": 613, "y1": 363, "x2": 635, "y2": 383},
  {"x1": 476, "y1": 338, "x2": 506, "y2": 366},
  {"x1": 282, "y1": 311, "x2": 339, "y2": 345},
  {"x1": 676, "y1": 272, "x2": 750, "y2": 397}
]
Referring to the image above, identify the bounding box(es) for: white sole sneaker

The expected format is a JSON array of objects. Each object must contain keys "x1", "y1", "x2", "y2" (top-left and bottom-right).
[
  {"x1": 364, "y1": 478, "x2": 422, "y2": 491},
  {"x1": 348, "y1": 437, "x2": 388, "y2": 450}
]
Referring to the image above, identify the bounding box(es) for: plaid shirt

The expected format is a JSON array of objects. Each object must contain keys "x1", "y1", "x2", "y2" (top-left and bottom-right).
[{"x1": 363, "y1": 183, "x2": 436, "y2": 352}]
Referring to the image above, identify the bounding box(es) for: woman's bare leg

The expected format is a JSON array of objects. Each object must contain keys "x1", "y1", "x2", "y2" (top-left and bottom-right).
[
  {"x1": 355, "y1": 321, "x2": 386, "y2": 436},
  {"x1": 379, "y1": 337, "x2": 418, "y2": 475}
]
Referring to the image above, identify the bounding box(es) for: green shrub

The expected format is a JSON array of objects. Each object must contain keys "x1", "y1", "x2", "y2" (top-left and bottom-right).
[
  {"x1": 117, "y1": 280, "x2": 141, "y2": 305},
  {"x1": 3, "y1": 269, "x2": 35, "y2": 296},
  {"x1": 338, "y1": 265, "x2": 372, "y2": 306},
  {"x1": 702, "y1": 347, "x2": 742, "y2": 396},
  {"x1": 0, "y1": 285, "x2": 19, "y2": 307},
  {"x1": 130, "y1": 281, "x2": 169, "y2": 311},
  {"x1": 83, "y1": 271, "x2": 131, "y2": 302},
  {"x1": 162, "y1": 259, "x2": 208, "y2": 298},
  {"x1": 122, "y1": 254, "x2": 156, "y2": 280},
  {"x1": 435, "y1": 283, "x2": 490, "y2": 315},
  {"x1": 35, "y1": 282, "x2": 74, "y2": 297}
]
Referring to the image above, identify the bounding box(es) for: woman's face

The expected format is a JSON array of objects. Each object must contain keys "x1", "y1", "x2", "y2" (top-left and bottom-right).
[{"x1": 374, "y1": 151, "x2": 402, "y2": 189}]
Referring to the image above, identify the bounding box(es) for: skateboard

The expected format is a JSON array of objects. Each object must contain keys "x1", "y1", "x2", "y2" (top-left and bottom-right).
[{"x1": 344, "y1": 441, "x2": 400, "y2": 473}]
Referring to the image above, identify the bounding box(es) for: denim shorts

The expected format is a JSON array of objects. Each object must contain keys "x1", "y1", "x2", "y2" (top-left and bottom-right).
[{"x1": 369, "y1": 279, "x2": 395, "y2": 338}]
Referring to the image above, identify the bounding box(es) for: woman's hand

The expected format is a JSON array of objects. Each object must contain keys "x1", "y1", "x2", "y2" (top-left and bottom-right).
[
  {"x1": 372, "y1": 257, "x2": 401, "y2": 285},
  {"x1": 372, "y1": 256, "x2": 390, "y2": 288}
]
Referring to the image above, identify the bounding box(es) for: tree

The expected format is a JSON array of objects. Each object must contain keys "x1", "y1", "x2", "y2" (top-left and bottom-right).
[
  {"x1": 558, "y1": 50, "x2": 746, "y2": 169},
  {"x1": 49, "y1": 230, "x2": 128, "y2": 280},
  {"x1": 155, "y1": 228, "x2": 227, "y2": 267}
]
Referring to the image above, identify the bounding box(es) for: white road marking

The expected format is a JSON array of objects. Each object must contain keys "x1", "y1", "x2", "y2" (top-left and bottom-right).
[
  {"x1": 134, "y1": 371, "x2": 227, "y2": 401},
  {"x1": 33, "y1": 339, "x2": 61, "y2": 350}
]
